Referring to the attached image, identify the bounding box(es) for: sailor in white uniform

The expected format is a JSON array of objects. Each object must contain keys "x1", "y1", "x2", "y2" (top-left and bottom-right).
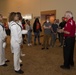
[
  {"x1": 9, "y1": 12, "x2": 24, "y2": 74},
  {"x1": 0, "y1": 14, "x2": 7, "y2": 66},
  {"x1": 9, "y1": 20, "x2": 25, "y2": 63}
]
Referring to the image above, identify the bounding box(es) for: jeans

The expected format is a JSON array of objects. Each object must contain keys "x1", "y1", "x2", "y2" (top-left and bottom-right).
[
  {"x1": 60, "y1": 33, "x2": 64, "y2": 46},
  {"x1": 34, "y1": 32, "x2": 40, "y2": 44},
  {"x1": 50, "y1": 33, "x2": 57, "y2": 47},
  {"x1": 27, "y1": 31, "x2": 32, "y2": 44}
]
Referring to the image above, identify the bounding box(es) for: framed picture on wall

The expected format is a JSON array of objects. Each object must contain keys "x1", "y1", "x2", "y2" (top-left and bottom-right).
[{"x1": 22, "y1": 14, "x2": 33, "y2": 20}]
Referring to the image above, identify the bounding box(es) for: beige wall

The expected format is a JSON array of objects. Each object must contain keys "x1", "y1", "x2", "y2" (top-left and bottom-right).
[{"x1": 0, "y1": 0, "x2": 76, "y2": 22}]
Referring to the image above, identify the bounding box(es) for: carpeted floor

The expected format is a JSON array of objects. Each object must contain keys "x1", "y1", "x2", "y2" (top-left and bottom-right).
[{"x1": 0, "y1": 36, "x2": 76, "y2": 75}]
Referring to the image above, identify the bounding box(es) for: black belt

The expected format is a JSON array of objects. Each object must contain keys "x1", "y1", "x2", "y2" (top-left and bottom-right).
[{"x1": 65, "y1": 36, "x2": 75, "y2": 39}]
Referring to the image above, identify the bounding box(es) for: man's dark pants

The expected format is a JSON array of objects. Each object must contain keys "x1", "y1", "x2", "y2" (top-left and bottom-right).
[
  {"x1": 60, "y1": 33, "x2": 64, "y2": 46},
  {"x1": 63, "y1": 37, "x2": 75, "y2": 67}
]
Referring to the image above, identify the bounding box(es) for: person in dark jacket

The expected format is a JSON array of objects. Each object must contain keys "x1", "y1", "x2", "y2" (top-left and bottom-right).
[
  {"x1": 58, "y1": 17, "x2": 66, "y2": 47},
  {"x1": 33, "y1": 18, "x2": 42, "y2": 45},
  {"x1": 22, "y1": 19, "x2": 26, "y2": 44}
]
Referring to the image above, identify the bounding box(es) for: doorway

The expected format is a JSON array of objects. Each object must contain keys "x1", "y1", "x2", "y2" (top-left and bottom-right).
[
  {"x1": 41, "y1": 10, "x2": 56, "y2": 24},
  {"x1": 40, "y1": 10, "x2": 56, "y2": 35}
]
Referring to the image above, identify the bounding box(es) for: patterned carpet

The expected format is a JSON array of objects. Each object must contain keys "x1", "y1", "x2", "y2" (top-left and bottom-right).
[{"x1": 0, "y1": 36, "x2": 76, "y2": 75}]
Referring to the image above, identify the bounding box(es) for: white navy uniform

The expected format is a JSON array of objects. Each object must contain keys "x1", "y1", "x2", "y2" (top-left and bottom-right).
[
  {"x1": 9, "y1": 21, "x2": 22, "y2": 71},
  {"x1": 0, "y1": 22, "x2": 7, "y2": 65},
  {"x1": 9, "y1": 21, "x2": 22, "y2": 54}
]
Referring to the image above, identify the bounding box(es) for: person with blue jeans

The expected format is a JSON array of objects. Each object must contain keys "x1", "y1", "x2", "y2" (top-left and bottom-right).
[
  {"x1": 26, "y1": 20, "x2": 32, "y2": 46},
  {"x1": 33, "y1": 18, "x2": 42, "y2": 45},
  {"x1": 50, "y1": 20, "x2": 58, "y2": 47}
]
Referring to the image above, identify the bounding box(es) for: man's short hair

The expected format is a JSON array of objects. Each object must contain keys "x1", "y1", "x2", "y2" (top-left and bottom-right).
[{"x1": 65, "y1": 11, "x2": 73, "y2": 18}]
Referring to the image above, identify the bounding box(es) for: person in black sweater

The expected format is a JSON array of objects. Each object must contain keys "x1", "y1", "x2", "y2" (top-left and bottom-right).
[{"x1": 58, "y1": 17, "x2": 66, "y2": 47}]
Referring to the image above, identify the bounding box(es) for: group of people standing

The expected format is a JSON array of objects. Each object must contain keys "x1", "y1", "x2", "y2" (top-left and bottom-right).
[
  {"x1": 0, "y1": 11, "x2": 75, "y2": 74},
  {"x1": 42, "y1": 11, "x2": 76, "y2": 70},
  {"x1": 42, "y1": 17, "x2": 58, "y2": 49},
  {"x1": 0, "y1": 12, "x2": 25, "y2": 74},
  {"x1": 0, "y1": 12, "x2": 42, "y2": 74}
]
